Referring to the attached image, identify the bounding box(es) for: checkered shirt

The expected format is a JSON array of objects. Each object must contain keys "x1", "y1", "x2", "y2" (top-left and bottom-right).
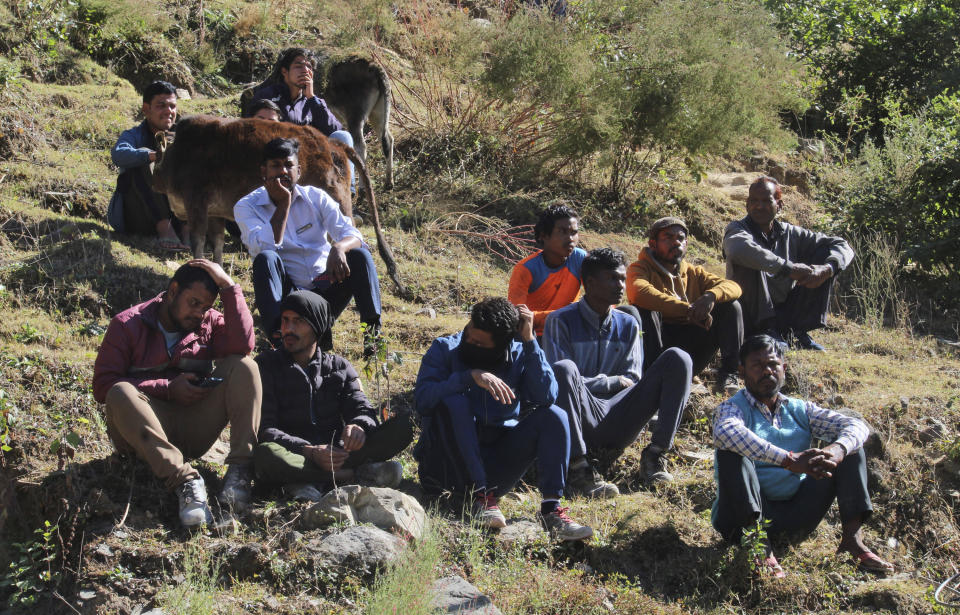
[{"x1": 712, "y1": 388, "x2": 869, "y2": 466}]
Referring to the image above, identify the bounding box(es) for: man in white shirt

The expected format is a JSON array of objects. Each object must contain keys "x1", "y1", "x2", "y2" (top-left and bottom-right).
[{"x1": 234, "y1": 138, "x2": 381, "y2": 350}]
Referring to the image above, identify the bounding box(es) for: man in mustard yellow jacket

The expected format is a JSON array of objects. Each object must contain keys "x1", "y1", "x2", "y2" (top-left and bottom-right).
[{"x1": 627, "y1": 217, "x2": 744, "y2": 395}]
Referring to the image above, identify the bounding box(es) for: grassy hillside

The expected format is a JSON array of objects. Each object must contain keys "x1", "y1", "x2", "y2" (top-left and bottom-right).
[{"x1": 1, "y1": 1, "x2": 959, "y2": 614}]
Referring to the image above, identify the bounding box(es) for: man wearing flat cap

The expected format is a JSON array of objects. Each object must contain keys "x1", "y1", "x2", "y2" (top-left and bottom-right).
[
  {"x1": 253, "y1": 291, "x2": 413, "y2": 501},
  {"x1": 627, "y1": 216, "x2": 745, "y2": 396}
]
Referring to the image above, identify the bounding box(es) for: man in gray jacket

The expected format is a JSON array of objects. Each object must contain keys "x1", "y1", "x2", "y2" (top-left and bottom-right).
[{"x1": 723, "y1": 177, "x2": 854, "y2": 351}]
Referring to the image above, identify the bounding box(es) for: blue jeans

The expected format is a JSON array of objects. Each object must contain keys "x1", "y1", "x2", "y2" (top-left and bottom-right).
[
  {"x1": 251, "y1": 248, "x2": 382, "y2": 340},
  {"x1": 441, "y1": 398, "x2": 570, "y2": 499},
  {"x1": 329, "y1": 130, "x2": 356, "y2": 192}
]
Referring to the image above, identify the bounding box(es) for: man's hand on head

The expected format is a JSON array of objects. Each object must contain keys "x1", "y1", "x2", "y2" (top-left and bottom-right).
[
  {"x1": 516, "y1": 304, "x2": 535, "y2": 342},
  {"x1": 187, "y1": 258, "x2": 234, "y2": 289},
  {"x1": 471, "y1": 370, "x2": 516, "y2": 404},
  {"x1": 341, "y1": 424, "x2": 366, "y2": 452},
  {"x1": 797, "y1": 264, "x2": 833, "y2": 289},
  {"x1": 168, "y1": 373, "x2": 210, "y2": 405},
  {"x1": 306, "y1": 444, "x2": 349, "y2": 471}
]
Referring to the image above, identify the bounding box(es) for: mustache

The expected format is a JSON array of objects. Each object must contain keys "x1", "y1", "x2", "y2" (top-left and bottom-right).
[{"x1": 283, "y1": 334, "x2": 300, "y2": 343}]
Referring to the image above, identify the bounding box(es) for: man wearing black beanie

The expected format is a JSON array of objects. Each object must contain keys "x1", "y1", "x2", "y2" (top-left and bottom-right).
[{"x1": 253, "y1": 291, "x2": 412, "y2": 500}]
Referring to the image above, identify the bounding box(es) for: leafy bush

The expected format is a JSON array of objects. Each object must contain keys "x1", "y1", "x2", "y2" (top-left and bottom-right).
[{"x1": 821, "y1": 92, "x2": 960, "y2": 278}]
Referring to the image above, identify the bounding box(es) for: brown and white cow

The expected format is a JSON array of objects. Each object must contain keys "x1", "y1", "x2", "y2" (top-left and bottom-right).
[{"x1": 152, "y1": 114, "x2": 404, "y2": 295}]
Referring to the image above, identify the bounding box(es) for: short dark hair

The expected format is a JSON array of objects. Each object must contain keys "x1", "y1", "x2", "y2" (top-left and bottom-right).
[
  {"x1": 471, "y1": 297, "x2": 519, "y2": 347},
  {"x1": 581, "y1": 247, "x2": 625, "y2": 280},
  {"x1": 171, "y1": 263, "x2": 218, "y2": 296},
  {"x1": 277, "y1": 47, "x2": 316, "y2": 72},
  {"x1": 142, "y1": 81, "x2": 177, "y2": 105},
  {"x1": 262, "y1": 137, "x2": 299, "y2": 163},
  {"x1": 248, "y1": 98, "x2": 281, "y2": 117},
  {"x1": 739, "y1": 334, "x2": 784, "y2": 365},
  {"x1": 534, "y1": 204, "x2": 579, "y2": 246},
  {"x1": 749, "y1": 176, "x2": 782, "y2": 201}
]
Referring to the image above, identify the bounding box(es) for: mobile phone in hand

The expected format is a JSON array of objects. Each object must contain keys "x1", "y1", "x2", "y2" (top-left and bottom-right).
[{"x1": 194, "y1": 376, "x2": 224, "y2": 388}]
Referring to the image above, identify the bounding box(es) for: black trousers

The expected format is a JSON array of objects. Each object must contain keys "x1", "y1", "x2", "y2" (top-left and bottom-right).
[
  {"x1": 638, "y1": 301, "x2": 743, "y2": 375},
  {"x1": 712, "y1": 448, "x2": 873, "y2": 544}
]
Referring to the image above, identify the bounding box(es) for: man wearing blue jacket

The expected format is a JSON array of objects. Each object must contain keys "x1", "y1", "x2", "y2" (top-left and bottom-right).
[
  {"x1": 108, "y1": 80, "x2": 186, "y2": 250},
  {"x1": 413, "y1": 297, "x2": 593, "y2": 541}
]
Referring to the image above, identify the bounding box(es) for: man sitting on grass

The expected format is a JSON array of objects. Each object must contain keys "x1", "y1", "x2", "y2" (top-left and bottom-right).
[
  {"x1": 545, "y1": 248, "x2": 692, "y2": 496},
  {"x1": 254, "y1": 291, "x2": 413, "y2": 501},
  {"x1": 711, "y1": 334, "x2": 894, "y2": 576},
  {"x1": 508, "y1": 204, "x2": 586, "y2": 338},
  {"x1": 108, "y1": 80, "x2": 187, "y2": 251},
  {"x1": 93, "y1": 260, "x2": 259, "y2": 527},
  {"x1": 413, "y1": 297, "x2": 593, "y2": 542},
  {"x1": 627, "y1": 216, "x2": 744, "y2": 395}
]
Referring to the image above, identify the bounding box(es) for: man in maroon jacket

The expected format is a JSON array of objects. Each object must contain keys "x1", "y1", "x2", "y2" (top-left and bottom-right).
[{"x1": 93, "y1": 259, "x2": 260, "y2": 527}]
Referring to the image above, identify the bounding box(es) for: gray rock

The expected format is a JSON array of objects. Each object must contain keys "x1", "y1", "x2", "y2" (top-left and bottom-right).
[
  {"x1": 94, "y1": 543, "x2": 114, "y2": 558},
  {"x1": 495, "y1": 520, "x2": 544, "y2": 548},
  {"x1": 78, "y1": 589, "x2": 97, "y2": 601},
  {"x1": 305, "y1": 525, "x2": 404, "y2": 575},
  {"x1": 919, "y1": 418, "x2": 948, "y2": 444},
  {"x1": 303, "y1": 486, "x2": 427, "y2": 540},
  {"x1": 431, "y1": 575, "x2": 501, "y2": 614},
  {"x1": 417, "y1": 307, "x2": 438, "y2": 319}
]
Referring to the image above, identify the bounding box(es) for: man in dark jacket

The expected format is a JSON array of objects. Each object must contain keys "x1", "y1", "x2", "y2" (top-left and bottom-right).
[
  {"x1": 413, "y1": 297, "x2": 593, "y2": 542},
  {"x1": 108, "y1": 80, "x2": 187, "y2": 250},
  {"x1": 723, "y1": 177, "x2": 854, "y2": 350},
  {"x1": 253, "y1": 291, "x2": 413, "y2": 501},
  {"x1": 93, "y1": 259, "x2": 259, "y2": 527}
]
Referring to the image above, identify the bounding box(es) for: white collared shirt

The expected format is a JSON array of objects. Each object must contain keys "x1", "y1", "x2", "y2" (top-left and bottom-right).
[{"x1": 234, "y1": 184, "x2": 363, "y2": 289}]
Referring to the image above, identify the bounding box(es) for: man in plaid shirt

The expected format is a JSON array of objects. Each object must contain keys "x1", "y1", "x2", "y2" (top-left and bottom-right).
[{"x1": 711, "y1": 334, "x2": 893, "y2": 576}]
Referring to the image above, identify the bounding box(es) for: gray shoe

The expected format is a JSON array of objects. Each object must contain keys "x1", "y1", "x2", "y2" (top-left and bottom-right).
[
  {"x1": 176, "y1": 477, "x2": 213, "y2": 527},
  {"x1": 284, "y1": 483, "x2": 324, "y2": 502},
  {"x1": 356, "y1": 460, "x2": 403, "y2": 488},
  {"x1": 537, "y1": 507, "x2": 594, "y2": 541},
  {"x1": 472, "y1": 493, "x2": 507, "y2": 529},
  {"x1": 715, "y1": 372, "x2": 741, "y2": 397},
  {"x1": 219, "y1": 464, "x2": 253, "y2": 512},
  {"x1": 566, "y1": 463, "x2": 619, "y2": 499},
  {"x1": 640, "y1": 445, "x2": 673, "y2": 484}
]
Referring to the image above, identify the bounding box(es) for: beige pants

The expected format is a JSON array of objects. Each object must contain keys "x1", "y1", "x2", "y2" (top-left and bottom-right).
[{"x1": 104, "y1": 355, "x2": 261, "y2": 490}]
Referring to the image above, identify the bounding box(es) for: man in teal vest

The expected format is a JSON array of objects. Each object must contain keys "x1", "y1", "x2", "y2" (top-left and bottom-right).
[{"x1": 711, "y1": 334, "x2": 893, "y2": 576}]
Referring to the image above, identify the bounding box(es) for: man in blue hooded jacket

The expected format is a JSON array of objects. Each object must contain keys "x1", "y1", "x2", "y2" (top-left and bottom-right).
[{"x1": 413, "y1": 297, "x2": 593, "y2": 541}]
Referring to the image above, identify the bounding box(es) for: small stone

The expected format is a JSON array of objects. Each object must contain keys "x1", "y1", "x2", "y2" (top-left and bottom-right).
[
  {"x1": 164, "y1": 260, "x2": 180, "y2": 271},
  {"x1": 78, "y1": 589, "x2": 96, "y2": 600},
  {"x1": 900, "y1": 397, "x2": 909, "y2": 411},
  {"x1": 431, "y1": 575, "x2": 502, "y2": 615},
  {"x1": 496, "y1": 519, "x2": 545, "y2": 548},
  {"x1": 678, "y1": 449, "x2": 712, "y2": 462},
  {"x1": 602, "y1": 598, "x2": 615, "y2": 612},
  {"x1": 886, "y1": 537, "x2": 899, "y2": 549},
  {"x1": 228, "y1": 544, "x2": 268, "y2": 580},
  {"x1": 919, "y1": 418, "x2": 948, "y2": 444},
  {"x1": 573, "y1": 562, "x2": 594, "y2": 574},
  {"x1": 88, "y1": 489, "x2": 115, "y2": 516},
  {"x1": 172, "y1": 574, "x2": 186, "y2": 584},
  {"x1": 949, "y1": 491, "x2": 960, "y2": 502},
  {"x1": 416, "y1": 306, "x2": 438, "y2": 319},
  {"x1": 830, "y1": 394, "x2": 845, "y2": 406},
  {"x1": 827, "y1": 572, "x2": 843, "y2": 585},
  {"x1": 282, "y1": 530, "x2": 303, "y2": 548},
  {"x1": 113, "y1": 530, "x2": 129, "y2": 539},
  {"x1": 200, "y1": 439, "x2": 230, "y2": 465},
  {"x1": 690, "y1": 383, "x2": 709, "y2": 396},
  {"x1": 175, "y1": 88, "x2": 191, "y2": 100},
  {"x1": 94, "y1": 543, "x2": 114, "y2": 558},
  {"x1": 264, "y1": 595, "x2": 281, "y2": 610}
]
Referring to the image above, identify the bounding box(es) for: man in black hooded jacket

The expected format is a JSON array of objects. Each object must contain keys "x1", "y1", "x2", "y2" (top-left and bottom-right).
[{"x1": 253, "y1": 291, "x2": 412, "y2": 501}]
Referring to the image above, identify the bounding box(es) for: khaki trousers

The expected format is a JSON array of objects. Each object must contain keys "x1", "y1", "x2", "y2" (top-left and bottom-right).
[{"x1": 104, "y1": 355, "x2": 261, "y2": 490}]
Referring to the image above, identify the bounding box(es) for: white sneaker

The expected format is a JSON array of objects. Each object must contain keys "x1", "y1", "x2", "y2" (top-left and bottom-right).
[
  {"x1": 219, "y1": 464, "x2": 253, "y2": 512},
  {"x1": 176, "y1": 477, "x2": 213, "y2": 527}
]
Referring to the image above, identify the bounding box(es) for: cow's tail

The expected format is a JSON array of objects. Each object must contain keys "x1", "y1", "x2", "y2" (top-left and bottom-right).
[{"x1": 346, "y1": 146, "x2": 409, "y2": 299}]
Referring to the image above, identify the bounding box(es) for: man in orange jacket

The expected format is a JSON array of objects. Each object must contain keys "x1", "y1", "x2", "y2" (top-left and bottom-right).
[{"x1": 627, "y1": 217, "x2": 744, "y2": 395}]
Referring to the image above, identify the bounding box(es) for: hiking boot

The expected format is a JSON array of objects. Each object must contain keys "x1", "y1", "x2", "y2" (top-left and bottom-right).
[
  {"x1": 715, "y1": 372, "x2": 741, "y2": 397},
  {"x1": 566, "y1": 463, "x2": 619, "y2": 499},
  {"x1": 356, "y1": 460, "x2": 404, "y2": 488},
  {"x1": 795, "y1": 331, "x2": 825, "y2": 352},
  {"x1": 176, "y1": 477, "x2": 213, "y2": 527},
  {"x1": 537, "y1": 506, "x2": 594, "y2": 542},
  {"x1": 472, "y1": 493, "x2": 507, "y2": 529},
  {"x1": 284, "y1": 483, "x2": 324, "y2": 503},
  {"x1": 640, "y1": 445, "x2": 673, "y2": 484},
  {"x1": 219, "y1": 463, "x2": 252, "y2": 512}
]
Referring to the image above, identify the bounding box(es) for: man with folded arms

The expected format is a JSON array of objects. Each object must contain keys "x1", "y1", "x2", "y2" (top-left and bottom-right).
[{"x1": 712, "y1": 334, "x2": 893, "y2": 576}]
